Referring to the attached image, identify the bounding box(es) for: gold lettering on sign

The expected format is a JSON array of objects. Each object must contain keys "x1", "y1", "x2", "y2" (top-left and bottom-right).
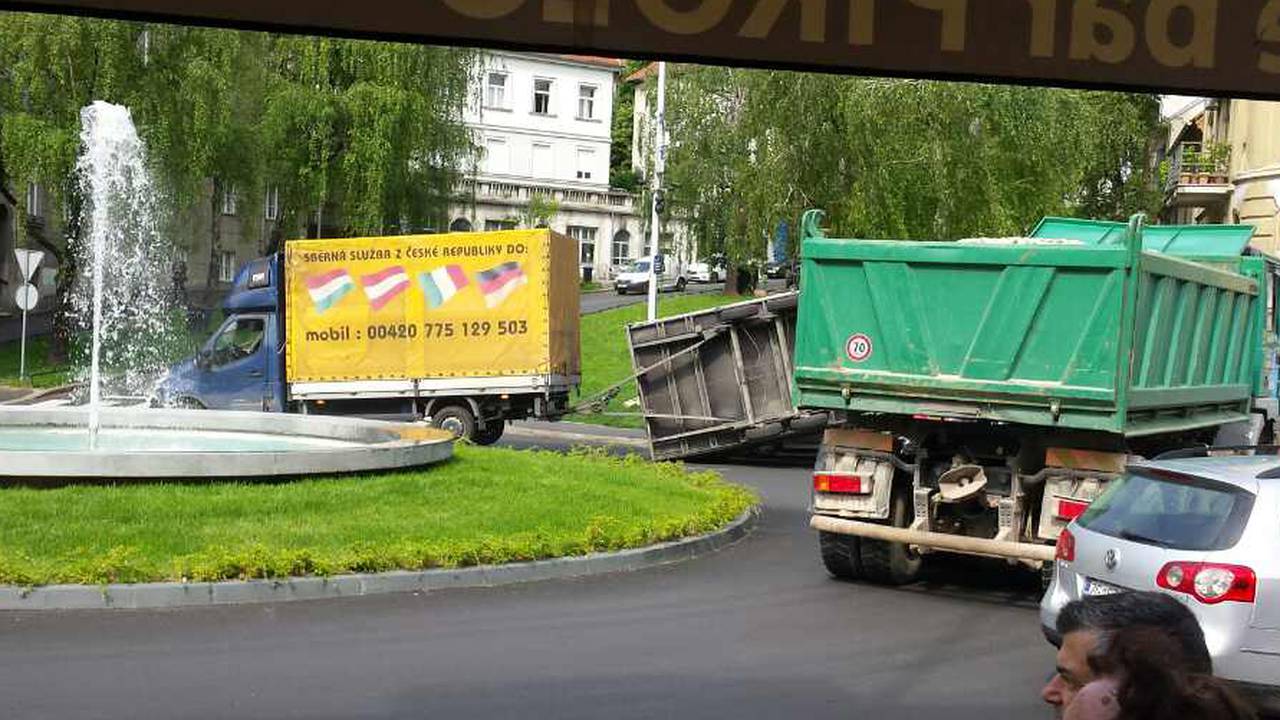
[
  {"x1": 850, "y1": 0, "x2": 876, "y2": 45},
  {"x1": 740, "y1": 0, "x2": 827, "y2": 42},
  {"x1": 1260, "y1": 0, "x2": 1280, "y2": 73},
  {"x1": 908, "y1": 0, "x2": 968, "y2": 52},
  {"x1": 544, "y1": 0, "x2": 609, "y2": 26},
  {"x1": 1070, "y1": 0, "x2": 1136, "y2": 64},
  {"x1": 636, "y1": 0, "x2": 733, "y2": 34},
  {"x1": 1027, "y1": 0, "x2": 1056, "y2": 57},
  {"x1": 441, "y1": 0, "x2": 526, "y2": 20},
  {"x1": 1145, "y1": 0, "x2": 1217, "y2": 68}
]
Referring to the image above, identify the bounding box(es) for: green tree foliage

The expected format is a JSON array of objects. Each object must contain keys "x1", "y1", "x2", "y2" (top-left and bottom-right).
[{"x1": 658, "y1": 68, "x2": 1162, "y2": 264}]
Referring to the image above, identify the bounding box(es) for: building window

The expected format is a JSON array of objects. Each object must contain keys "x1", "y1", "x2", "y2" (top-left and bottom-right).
[
  {"x1": 576, "y1": 148, "x2": 595, "y2": 180},
  {"x1": 568, "y1": 225, "x2": 597, "y2": 265},
  {"x1": 531, "y1": 142, "x2": 553, "y2": 178},
  {"x1": 485, "y1": 72, "x2": 508, "y2": 109},
  {"x1": 485, "y1": 137, "x2": 509, "y2": 174},
  {"x1": 533, "y1": 78, "x2": 553, "y2": 115},
  {"x1": 218, "y1": 251, "x2": 237, "y2": 283},
  {"x1": 485, "y1": 219, "x2": 516, "y2": 231},
  {"x1": 24, "y1": 182, "x2": 41, "y2": 218},
  {"x1": 611, "y1": 230, "x2": 632, "y2": 265},
  {"x1": 221, "y1": 186, "x2": 238, "y2": 216},
  {"x1": 264, "y1": 186, "x2": 279, "y2": 221},
  {"x1": 578, "y1": 84, "x2": 596, "y2": 120}
]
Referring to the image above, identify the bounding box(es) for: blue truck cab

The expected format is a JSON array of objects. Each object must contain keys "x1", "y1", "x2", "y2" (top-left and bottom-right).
[{"x1": 154, "y1": 256, "x2": 286, "y2": 412}]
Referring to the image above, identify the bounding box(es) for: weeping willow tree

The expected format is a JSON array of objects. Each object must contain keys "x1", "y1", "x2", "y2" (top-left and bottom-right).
[
  {"x1": 0, "y1": 12, "x2": 477, "y2": 360},
  {"x1": 656, "y1": 66, "x2": 1162, "y2": 273}
]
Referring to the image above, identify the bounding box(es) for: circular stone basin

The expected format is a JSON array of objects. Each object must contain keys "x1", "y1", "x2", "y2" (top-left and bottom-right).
[{"x1": 0, "y1": 407, "x2": 454, "y2": 481}]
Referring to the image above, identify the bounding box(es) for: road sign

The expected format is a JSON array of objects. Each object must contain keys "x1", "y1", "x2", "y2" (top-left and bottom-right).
[
  {"x1": 14, "y1": 283, "x2": 39, "y2": 312},
  {"x1": 14, "y1": 248, "x2": 45, "y2": 283}
]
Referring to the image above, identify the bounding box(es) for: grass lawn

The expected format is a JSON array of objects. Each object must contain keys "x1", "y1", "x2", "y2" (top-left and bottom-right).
[
  {"x1": 0, "y1": 335, "x2": 74, "y2": 389},
  {"x1": 572, "y1": 294, "x2": 739, "y2": 428},
  {"x1": 0, "y1": 445, "x2": 756, "y2": 586},
  {"x1": 580, "y1": 281, "x2": 604, "y2": 292}
]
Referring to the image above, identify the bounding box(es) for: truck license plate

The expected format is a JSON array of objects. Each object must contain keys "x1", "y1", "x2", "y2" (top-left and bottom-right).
[{"x1": 1083, "y1": 578, "x2": 1125, "y2": 597}]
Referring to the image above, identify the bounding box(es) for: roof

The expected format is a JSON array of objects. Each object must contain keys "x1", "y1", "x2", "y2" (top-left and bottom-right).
[
  {"x1": 1138, "y1": 455, "x2": 1280, "y2": 493},
  {"x1": 625, "y1": 62, "x2": 657, "y2": 83},
  {"x1": 557, "y1": 55, "x2": 624, "y2": 70}
]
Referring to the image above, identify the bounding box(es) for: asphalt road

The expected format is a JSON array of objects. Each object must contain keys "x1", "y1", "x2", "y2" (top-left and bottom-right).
[
  {"x1": 0, "y1": 438, "x2": 1052, "y2": 720},
  {"x1": 579, "y1": 281, "x2": 729, "y2": 315}
]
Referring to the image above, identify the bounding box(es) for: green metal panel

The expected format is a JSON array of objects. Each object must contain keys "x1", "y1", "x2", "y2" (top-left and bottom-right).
[
  {"x1": 1032, "y1": 217, "x2": 1255, "y2": 259},
  {"x1": 793, "y1": 215, "x2": 1262, "y2": 438}
]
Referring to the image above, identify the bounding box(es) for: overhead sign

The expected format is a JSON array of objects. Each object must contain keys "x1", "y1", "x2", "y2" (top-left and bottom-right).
[
  {"x1": 7, "y1": 0, "x2": 1280, "y2": 99},
  {"x1": 13, "y1": 248, "x2": 44, "y2": 283}
]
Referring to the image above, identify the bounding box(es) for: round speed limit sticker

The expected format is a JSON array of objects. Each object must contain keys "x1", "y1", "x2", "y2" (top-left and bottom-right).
[{"x1": 845, "y1": 333, "x2": 873, "y2": 363}]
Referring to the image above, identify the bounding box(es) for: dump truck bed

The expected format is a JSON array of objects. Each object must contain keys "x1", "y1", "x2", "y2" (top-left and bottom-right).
[
  {"x1": 792, "y1": 218, "x2": 1264, "y2": 437},
  {"x1": 627, "y1": 292, "x2": 827, "y2": 460}
]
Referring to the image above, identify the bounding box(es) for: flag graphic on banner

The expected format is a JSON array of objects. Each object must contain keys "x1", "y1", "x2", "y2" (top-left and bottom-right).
[
  {"x1": 476, "y1": 261, "x2": 528, "y2": 309},
  {"x1": 304, "y1": 269, "x2": 355, "y2": 313},
  {"x1": 361, "y1": 265, "x2": 410, "y2": 311},
  {"x1": 417, "y1": 265, "x2": 469, "y2": 309}
]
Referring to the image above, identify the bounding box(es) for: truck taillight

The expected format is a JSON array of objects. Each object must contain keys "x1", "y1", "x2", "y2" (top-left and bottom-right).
[
  {"x1": 1055, "y1": 529, "x2": 1075, "y2": 562},
  {"x1": 813, "y1": 472, "x2": 867, "y2": 494},
  {"x1": 1157, "y1": 562, "x2": 1256, "y2": 604},
  {"x1": 1055, "y1": 498, "x2": 1090, "y2": 520}
]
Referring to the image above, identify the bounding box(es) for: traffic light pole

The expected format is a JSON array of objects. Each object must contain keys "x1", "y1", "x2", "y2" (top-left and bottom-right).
[{"x1": 647, "y1": 61, "x2": 666, "y2": 322}]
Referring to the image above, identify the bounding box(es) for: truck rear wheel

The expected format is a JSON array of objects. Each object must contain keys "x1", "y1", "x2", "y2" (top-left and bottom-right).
[
  {"x1": 859, "y1": 488, "x2": 923, "y2": 585},
  {"x1": 432, "y1": 404, "x2": 477, "y2": 441},
  {"x1": 474, "y1": 421, "x2": 505, "y2": 446},
  {"x1": 819, "y1": 530, "x2": 863, "y2": 581}
]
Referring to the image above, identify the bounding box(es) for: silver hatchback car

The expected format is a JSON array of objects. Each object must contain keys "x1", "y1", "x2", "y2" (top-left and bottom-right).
[{"x1": 1041, "y1": 455, "x2": 1280, "y2": 712}]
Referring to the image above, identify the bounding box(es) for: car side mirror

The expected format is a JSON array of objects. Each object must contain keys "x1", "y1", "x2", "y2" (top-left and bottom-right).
[{"x1": 196, "y1": 350, "x2": 211, "y2": 370}]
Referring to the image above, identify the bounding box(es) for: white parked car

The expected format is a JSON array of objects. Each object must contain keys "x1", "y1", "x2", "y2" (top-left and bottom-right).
[
  {"x1": 1040, "y1": 452, "x2": 1280, "y2": 713},
  {"x1": 687, "y1": 262, "x2": 723, "y2": 284},
  {"x1": 614, "y1": 255, "x2": 688, "y2": 295}
]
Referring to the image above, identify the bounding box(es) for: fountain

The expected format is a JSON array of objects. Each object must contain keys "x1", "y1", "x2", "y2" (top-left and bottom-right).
[{"x1": 0, "y1": 102, "x2": 453, "y2": 481}]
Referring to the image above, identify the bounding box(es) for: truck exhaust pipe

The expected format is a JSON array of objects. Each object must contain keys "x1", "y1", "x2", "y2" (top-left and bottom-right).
[{"x1": 810, "y1": 515, "x2": 1056, "y2": 563}]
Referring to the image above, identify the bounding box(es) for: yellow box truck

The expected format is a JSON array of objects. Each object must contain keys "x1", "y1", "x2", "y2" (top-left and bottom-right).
[{"x1": 153, "y1": 228, "x2": 580, "y2": 444}]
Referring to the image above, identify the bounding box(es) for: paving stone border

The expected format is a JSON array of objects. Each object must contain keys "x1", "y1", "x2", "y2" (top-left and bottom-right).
[{"x1": 0, "y1": 507, "x2": 759, "y2": 611}]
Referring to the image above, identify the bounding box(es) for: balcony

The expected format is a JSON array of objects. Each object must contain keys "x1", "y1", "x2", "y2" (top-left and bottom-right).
[
  {"x1": 1166, "y1": 142, "x2": 1233, "y2": 209},
  {"x1": 459, "y1": 178, "x2": 638, "y2": 214}
]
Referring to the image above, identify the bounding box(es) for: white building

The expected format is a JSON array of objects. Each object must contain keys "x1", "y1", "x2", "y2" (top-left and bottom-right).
[{"x1": 450, "y1": 52, "x2": 642, "y2": 281}]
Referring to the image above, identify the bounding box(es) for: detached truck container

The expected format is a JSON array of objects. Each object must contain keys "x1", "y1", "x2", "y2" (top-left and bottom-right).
[
  {"x1": 796, "y1": 212, "x2": 1280, "y2": 584},
  {"x1": 154, "y1": 229, "x2": 581, "y2": 444}
]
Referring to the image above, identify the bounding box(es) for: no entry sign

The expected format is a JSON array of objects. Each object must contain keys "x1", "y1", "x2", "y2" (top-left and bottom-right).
[{"x1": 7, "y1": 0, "x2": 1280, "y2": 99}]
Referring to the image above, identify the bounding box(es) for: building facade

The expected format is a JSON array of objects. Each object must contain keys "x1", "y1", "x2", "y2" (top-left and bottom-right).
[
  {"x1": 1162, "y1": 98, "x2": 1280, "y2": 254},
  {"x1": 451, "y1": 52, "x2": 644, "y2": 281}
]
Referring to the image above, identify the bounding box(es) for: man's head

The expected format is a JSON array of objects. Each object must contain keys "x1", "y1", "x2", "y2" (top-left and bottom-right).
[{"x1": 1041, "y1": 592, "x2": 1211, "y2": 716}]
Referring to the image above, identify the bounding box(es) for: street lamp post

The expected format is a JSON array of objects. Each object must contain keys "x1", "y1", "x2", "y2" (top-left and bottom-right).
[{"x1": 647, "y1": 61, "x2": 666, "y2": 322}]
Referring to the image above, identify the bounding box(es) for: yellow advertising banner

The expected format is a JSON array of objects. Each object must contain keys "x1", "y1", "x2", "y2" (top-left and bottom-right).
[{"x1": 285, "y1": 229, "x2": 576, "y2": 382}]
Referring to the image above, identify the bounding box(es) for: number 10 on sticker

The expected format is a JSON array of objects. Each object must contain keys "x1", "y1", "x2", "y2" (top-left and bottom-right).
[{"x1": 846, "y1": 333, "x2": 873, "y2": 363}]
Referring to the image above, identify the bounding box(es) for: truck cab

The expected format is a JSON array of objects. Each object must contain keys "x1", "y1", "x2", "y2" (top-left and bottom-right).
[{"x1": 153, "y1": 256, "x2": 285, "y2": 412}]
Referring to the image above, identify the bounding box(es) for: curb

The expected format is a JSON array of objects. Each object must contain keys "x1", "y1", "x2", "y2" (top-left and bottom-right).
[
  {"x1": 504, "y1": 423, "x2": 648, "y2": 449},
  {"x1": 0, "y1": 382, "x2": 80, "y2": 406},
  {"x1": 0, "y1": 507, "x2": 760, "y2": 611}
]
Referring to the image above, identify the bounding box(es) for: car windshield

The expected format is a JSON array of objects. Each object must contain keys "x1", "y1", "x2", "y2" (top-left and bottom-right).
[
  {"x1": 630, "y1": 261, "x2": 650, "y2": 273},
  {"x1": 1077, "y1": 468, "x2": 1255, "y2": 551}
]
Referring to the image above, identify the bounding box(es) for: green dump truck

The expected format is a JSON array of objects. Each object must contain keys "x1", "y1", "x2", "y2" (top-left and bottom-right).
[{"x1": 796, "y1": 212, "x2": 1280, "y2": 584}]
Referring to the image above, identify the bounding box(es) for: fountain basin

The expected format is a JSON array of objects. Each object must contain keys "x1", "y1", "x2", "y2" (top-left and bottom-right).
[{"x1": 0, "y1": 408, "x2": 454, "y2": 480}]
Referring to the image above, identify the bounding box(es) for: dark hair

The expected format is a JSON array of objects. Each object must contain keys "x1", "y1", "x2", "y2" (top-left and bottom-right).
[
  {"x1": 1055, "y1": 591, "x2": 1212, "y2": 674},
  {"x1": 1088, "y1": 625, "x2": 1256, "y2": 720}
]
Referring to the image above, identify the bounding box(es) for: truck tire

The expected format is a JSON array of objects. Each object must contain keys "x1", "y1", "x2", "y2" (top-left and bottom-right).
[
  {"x1": 819, "y1": 530, "x2": 863, "y2": 581},
  {"x1": 859, "y1": 488, "x2": 923, "y2": 585},
  {"x1": 432, "y1": 404, "x2": 477, "y2": 441},
  {"x1": 474, "y1": 421, "x2": 505, "y2": 446}
]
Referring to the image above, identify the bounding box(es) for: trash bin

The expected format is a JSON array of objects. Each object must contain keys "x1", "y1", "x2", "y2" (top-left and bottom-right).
[{"x1": 581, "y1": 266, "x2": 594, "y2": 283}]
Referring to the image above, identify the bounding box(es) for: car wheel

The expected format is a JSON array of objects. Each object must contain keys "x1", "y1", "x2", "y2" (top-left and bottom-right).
[
  {"x1": 474, "y1": 421, "x2": 505, "y2": 446},
  {"x1": 171, "y1": 397, "x2": 204, "y2": 410},
  {"x1": 676, "y1": 277, "x2": 687, "y2": 291},
  {"x1": 432, "y1": 404, "x2": 477, "y2": 441},
  {"x1": 616, "y1": 288, "x2": 627, "y2": 295},
  {"x1": 819, "y1": 530, "x2": 863, "y2": 581},
  {"x1": 859, "y1": 485, "x2": 923, "y2": 585}
]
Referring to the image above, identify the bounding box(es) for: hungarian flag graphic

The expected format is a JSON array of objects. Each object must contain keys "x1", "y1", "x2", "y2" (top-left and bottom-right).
[
  {"x1": 361, "y1": 265, "x2": 410, "y2": 311},
  {"x1": 418, "y1": 265, "x2": 469, "y2": 309},
  {"x1": 304, "y1": 269, "x2": 354, "y2": 314},
  {"x1": 476, "y1": 261, "x2": 528, "y2": 309}
]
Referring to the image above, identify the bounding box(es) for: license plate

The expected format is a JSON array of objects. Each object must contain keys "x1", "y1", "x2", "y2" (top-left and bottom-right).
[{"x1": 1083, "y1": 578, "x2": 1126, "y2": 597}]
